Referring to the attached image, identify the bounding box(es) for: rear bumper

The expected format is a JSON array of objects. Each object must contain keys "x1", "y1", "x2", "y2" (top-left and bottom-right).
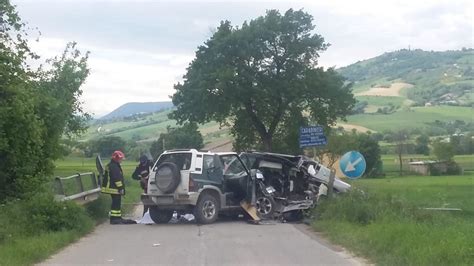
[{"x1": 141, "y1": 192, "x2": 199, "y2": 208}]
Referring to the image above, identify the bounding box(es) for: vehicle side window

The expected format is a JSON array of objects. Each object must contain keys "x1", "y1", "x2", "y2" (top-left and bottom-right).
[
  {"x1": 240, "y1": 154, "x2": 257, "y2": 169},
  {"x1": 203, "y1": 155, "x2": 223, "y2": 182},
  {"x1": 220, "y1": 155, "x2": 247, "y2": 176}
]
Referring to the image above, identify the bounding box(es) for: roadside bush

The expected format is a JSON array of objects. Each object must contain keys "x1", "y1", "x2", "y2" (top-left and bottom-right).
[
  {"x1": 23, "y1": 193, "x2": 93, "y2": 234},
  {"x1": 23, "y1": 193, "x2": 92, "y2": 232},
  {"x1": 446, "y1": 161, "x2": 462, "y2": 175},
  {"x1": 428, "y1": 161, "x2": 462, "y2": 176},
  {"x1": 84, "y1": 195, "x2": 111, "y2": 221},
  {"x1": 428, "y1": 164, "x2": 443, "y2": 176},
  {"x1": 0, "y1": 192, "x2": 94, "y2": 242}
]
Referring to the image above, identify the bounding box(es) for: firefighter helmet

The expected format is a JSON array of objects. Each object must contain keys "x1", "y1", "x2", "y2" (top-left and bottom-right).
[{"x1": 111, "y1": 150, "x2": 125, "y2": 162}]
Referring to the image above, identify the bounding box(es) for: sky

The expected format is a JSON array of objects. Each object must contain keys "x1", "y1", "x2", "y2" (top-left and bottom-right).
[{"x1": 12, "y1": 0, "x2": 474, "y2": 117}]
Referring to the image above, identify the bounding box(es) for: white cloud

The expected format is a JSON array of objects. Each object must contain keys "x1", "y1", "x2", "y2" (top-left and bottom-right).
[{"x1": 30, "y1": 37, "x2": 193, "y2": 117}]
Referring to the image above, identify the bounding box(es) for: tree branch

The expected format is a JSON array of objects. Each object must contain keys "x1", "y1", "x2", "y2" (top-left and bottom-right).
[
  {"x1": 244, "y1": 100, "x2": 268, "y2": 138},
  {"x1": 268, "y1": 96, "x2": 285, "y2": 136}
]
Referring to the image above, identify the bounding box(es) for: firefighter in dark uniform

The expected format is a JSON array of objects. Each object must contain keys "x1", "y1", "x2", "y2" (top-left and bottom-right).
[
  {"x1": 132, "y1": 155, "x2": 152, "y2": 215},
  {"x1": 101, "y1": 150, "x2": 135, "y2": 224}
]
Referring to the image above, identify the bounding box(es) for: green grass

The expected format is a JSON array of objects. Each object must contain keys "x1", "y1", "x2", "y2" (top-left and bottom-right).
[
  {"x1": 345, "y1": 106, "x2": 473, "y2": 132},
  {"x1": 312, "y1": 174, "x2": 474, "y2": 266},
  {"x1": 0, "y1": 230, "x2": 88, "y2": 266}
]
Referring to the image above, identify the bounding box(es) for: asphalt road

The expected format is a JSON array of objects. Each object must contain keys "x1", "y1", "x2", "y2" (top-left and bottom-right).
[{"x1": 40, "y1": 218, "x2": 363, "y2": 266}]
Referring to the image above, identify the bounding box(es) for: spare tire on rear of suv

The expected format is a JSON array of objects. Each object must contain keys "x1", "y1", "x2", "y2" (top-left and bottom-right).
[{"x1": 155, "y1": 162, "x2": 181, "y2": 193}]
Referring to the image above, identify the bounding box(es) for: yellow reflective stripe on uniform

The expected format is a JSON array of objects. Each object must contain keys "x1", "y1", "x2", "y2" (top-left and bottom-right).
[
  {"x1": 109, "y1": 212, "x2": 121, "y2": 217},
  {"x1": 115, "y1": 181, "x2": 123, "y2": 187},
  {"x1": 110, "y1": 210, "x2": 121, "y2": 214},
  {"x1": 101, "y1": 187, "x2": 119, "y2": 194}
]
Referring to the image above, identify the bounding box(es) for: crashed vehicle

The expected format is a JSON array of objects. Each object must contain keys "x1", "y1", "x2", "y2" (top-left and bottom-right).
[
  {"x1": 239, "y1": 152, "x2": 351, "y2": 220},
  {"x1": 142, "y1": 149, "x2": 350, "y2": 224}
]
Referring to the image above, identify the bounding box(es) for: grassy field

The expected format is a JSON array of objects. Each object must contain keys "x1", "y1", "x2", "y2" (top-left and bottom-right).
[
  {"x1": 355, "y1": 96, "x2": 406, "y2": 107},
  {"x1": 345, "y1": 106, "x2": 473, "y2": 132},
  {"x1": 381, "y1": 154, "x2": 474, "y2": 174},
  {"x1": 313, "y1": 174, "x2": 474, "y2": 266}
]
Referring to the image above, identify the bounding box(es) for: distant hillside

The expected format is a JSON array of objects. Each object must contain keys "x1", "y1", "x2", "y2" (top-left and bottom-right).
[
  {"x1": 338, "y1": 49, "x2": 474, "y2": 106},
  {"x1": 81, "y1": 49, "x2": 473, "y2": 145},
  {"x1": 82, "y1": 110, "x2": 232, "y2": 148},
  {"x1": 99, "y1": 101, "x2": 174, "y2": 120}
]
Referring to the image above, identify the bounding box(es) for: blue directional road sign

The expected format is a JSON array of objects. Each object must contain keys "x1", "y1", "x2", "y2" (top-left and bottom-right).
[
  {"x1": 299, "y1": 126, "x2": 327, "y2": 148},
  {"x1": 340, "y1": 151, "x2": 366, "y2": 179}
]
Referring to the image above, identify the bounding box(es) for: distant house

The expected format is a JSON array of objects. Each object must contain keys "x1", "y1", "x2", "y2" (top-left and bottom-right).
[{"x1": 409, "y1": 161, "x2": 448, "y2": 175}]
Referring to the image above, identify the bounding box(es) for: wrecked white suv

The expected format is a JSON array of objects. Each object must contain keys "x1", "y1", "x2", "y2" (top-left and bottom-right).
[{"x1": 142, "y1": 149, "x2": 254, "y2": 224}]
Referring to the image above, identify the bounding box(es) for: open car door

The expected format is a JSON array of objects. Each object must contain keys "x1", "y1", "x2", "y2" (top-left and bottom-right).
[{"x1": 96, "y1": 155, "x2": 104, "y2": 185}]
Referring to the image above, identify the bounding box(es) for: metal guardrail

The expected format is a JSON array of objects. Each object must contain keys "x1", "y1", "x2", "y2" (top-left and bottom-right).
[{"x1": 54, "y1": 172, "x2": 101, "y2": 204}]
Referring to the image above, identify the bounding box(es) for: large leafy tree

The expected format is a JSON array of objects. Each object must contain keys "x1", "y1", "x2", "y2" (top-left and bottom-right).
[
  {"x1": 171, "y1": 9, "x2": 355, "y2": 151},
  {"x1": 91, "y1": 136, "x2": 127, "y2": 157},
  {"x1": 0, "y1": 1, "x2": 90, "y2": 200},
  {"x1": 150, "y1": 123, "x2": 204, "y2": 159}
]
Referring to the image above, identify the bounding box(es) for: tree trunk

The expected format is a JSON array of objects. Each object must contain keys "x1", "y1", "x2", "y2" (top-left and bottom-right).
[{"x1": 262, "y1": 135, "x2": 273, "y2": 152}]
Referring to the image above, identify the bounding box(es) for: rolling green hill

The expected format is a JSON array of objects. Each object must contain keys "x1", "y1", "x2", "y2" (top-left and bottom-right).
[
  {"x1": 337, "y1": 49, "x2": 473, "y2": 134},
  {"x1": 81, "y1": 110, "x2": 231, "y2": 148},
  {"x1": 338, "y1": 48, "x2": 474, "y2": 106},
  {"x1": 99, "y1": 101, "x2": 173, "y2": 120}
]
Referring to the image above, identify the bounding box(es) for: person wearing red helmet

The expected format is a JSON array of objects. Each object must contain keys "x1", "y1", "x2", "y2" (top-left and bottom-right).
[{"x1": 101, "y1": 150, "x2": 135, "y2": 224}]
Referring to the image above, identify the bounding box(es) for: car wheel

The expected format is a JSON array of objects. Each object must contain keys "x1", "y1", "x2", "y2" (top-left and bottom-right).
[
  {"x1": 149, "y1": 207, "x2": 173, "y2": 224},
  {"x1": 195, "y1": 194, "x2": 219, "y2": 224},
  {"x1": 256, "y1": 196, "x2": 276, "y2": 219}
]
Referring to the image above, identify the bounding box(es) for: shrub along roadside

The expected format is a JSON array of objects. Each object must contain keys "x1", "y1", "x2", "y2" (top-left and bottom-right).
[
  {"x1": 311, "y1": 189, "x2": 474, "y2": 266},
  {"x1": 0, "y1": 192, "x2": 110, "y2": 265}
]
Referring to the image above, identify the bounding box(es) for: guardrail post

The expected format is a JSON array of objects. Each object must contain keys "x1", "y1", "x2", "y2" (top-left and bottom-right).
[
  {"x1": 75, "y1": 173, "x2": 84, "y2": 194},
  {"x1": 327, "y1": 169, "x2": 336, "y2": 199},
  {"x1": 54, "y1": 177, "x2": 64, "y2": 195},
  {"x1": 91, "y1": 172, "x2": 98, "y2": 188}
]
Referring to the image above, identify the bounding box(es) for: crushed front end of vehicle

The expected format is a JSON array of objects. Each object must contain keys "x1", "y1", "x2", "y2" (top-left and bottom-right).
[{"x1": 240, "y1": 152, "x2": 351, "y2": 221}]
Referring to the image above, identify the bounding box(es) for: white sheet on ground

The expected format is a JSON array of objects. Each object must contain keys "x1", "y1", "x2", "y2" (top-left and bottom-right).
[{"x1": 137, "y1": 210, "x2": 154, "y2": 224}]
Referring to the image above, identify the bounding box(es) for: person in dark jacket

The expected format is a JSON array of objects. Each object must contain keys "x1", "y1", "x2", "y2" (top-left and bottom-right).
[
  {"x1": 132, "y1": 155, "x2": 152, "y2": 215},
  {"x1": 101, "y1": 150, "x2": 136, "y2": 224}
]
